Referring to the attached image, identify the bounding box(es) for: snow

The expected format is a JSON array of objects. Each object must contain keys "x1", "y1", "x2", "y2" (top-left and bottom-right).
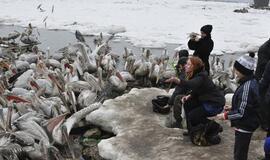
[{"x1": 0, "y1": 0, "x2": 269, "y2": 54}]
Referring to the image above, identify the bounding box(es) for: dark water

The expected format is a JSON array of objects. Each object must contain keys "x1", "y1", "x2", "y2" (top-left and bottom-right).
[{"x1": 0, "y1": 24, "x2": 179, "y2": 58}]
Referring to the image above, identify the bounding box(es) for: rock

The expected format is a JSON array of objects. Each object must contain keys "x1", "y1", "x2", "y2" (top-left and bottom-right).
[
  {"x1": 234, "y1": 8, "x2": 248, "y2": 13},
  {"x1": 83, "y1": 128, "x2": 102, "y2": 139},
  {"x1": 86, "y1": 88, "x2": 264, "y2": 160},
  {"x1": 82, "y1": 145, "x2": 104, "y2": 160}
]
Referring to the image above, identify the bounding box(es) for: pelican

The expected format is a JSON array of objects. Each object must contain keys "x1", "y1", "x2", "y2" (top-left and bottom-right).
[
  {"x1": 75, "y1": 42, "x2": 97, "y2": 73},
  {"x1": 14, "y1": 69, "x2": 34, "y2": 89},
  {"x1": 132, "y1": 51, "x2": 152, "y2": 86},
  {"x1": 15, "y1": 60, "x2": 30, "y2": 73},
  {"x1": 119, "y1": 71, "x2": 135, "y2": 82},
  {"x1": 149, "y1": 59, "x2": 161, "y2": 84},
  {"x1": 124, "y1": 52, "x2": 135, "y2": 73},
  {"x1": 1, "y1": 30, "x2": 20, "y2": 43},
  {"x1": 75, "y1": 30, "x2": 85, "y2": 43},
  {"x1": 77, "y1": 90, "x2": 97, "y2": 108},
  {"x1": 108, "y1": 69, "x2": 127, "y2": 92},
  {"x1": 83, "y1": 71, "x2": 103, "y2": 92},
  {"x1": 45, "y1": 48, "x2": 61, "y2": 69},
  {"x1": 20, "y1": 32, "x2": 40, "y2": 45},
  {"x1": 52, "y1": 103, "x2": 101, "y2": 144}
]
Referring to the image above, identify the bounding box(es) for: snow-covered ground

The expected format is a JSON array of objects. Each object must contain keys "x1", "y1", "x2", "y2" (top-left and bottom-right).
[{"x1": 0, "y1": 0, "x2": 269, "y2": 54}]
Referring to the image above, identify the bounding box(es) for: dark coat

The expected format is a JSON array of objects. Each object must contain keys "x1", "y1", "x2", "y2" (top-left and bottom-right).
[
  {"x1": 179, "y1": 70, "x2": 225, "y2": 107},
  {"x1": 259, "y1": 61, "x2": 270, "y2": 104},
  {"x1": 255, "y1": 38, "x2": 270, "y2": 80},
  {"x1": 188, "y1": 36, "x2": 214, "y2": 74},
  {"x1": 258, "y1": 61, "x2": 270, "y2": 129},
  {"x1": 228, "y1": 76, "x2": 259, "y2": 132},
  {"x1": 167, "y1": 68, "x2": 189, "y2": 105}
]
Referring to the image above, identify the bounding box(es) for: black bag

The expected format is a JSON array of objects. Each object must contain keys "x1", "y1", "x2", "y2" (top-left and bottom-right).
[{"x1": 152, "y1": 95, "x2": 170, "y2": 114}]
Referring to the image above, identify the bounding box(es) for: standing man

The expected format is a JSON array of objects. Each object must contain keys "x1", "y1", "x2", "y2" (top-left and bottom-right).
[
  {"x1": 255, "y1": 38, "x2": 270, "y2": 81},
  {"x1": 259, "y1": 60, "x2": 270, "y2": 160},
  {"x1": 188, "y1": 24, "x2": 214, "y2": 74}
]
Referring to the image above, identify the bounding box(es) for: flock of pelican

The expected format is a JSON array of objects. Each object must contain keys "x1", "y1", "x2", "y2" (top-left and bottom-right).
[{"x1": 0, "y1": 23, "x2": 237, "y2": 159}]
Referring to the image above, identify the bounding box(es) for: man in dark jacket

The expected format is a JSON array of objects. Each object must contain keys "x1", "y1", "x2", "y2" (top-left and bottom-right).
[
  {"x1": 259, "y1": 60, "x2": 270, "y2": 133},
  {"x1": 255, "y1": 38, "x2": 270, "y2": 81},
  {"x1": 259, "y1": 61, "x2": 270, "y2": 160},
  {"x1": 168, "y1": 53, "x2": 189, "y2": 128},
  {"x1": 259, "y1": 60, "x2": 270, "y2": 117},
  {"x1": 188, "y1": 24, "x2": 214, "y2": 74},
  {"x1": 217, "y1": 54, "x2": 259, "y2": 160}
]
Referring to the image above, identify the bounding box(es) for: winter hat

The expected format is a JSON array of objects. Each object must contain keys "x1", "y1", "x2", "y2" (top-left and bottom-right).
[
  {"x1": 200, "y1": 25, "x2": 213, "y2": 35},
  {"x1": 234, "y1": 54, "x2": 256, "y2": 75},
  {"x1": 177, "y1": 57, "x2": 188, "y2": 66},
  {"x1": 264, "y1": 137, "x2": 270, "y2": 154},
  {"x1": 178, "y1": 49, "x2": 189, "y2": 58}
]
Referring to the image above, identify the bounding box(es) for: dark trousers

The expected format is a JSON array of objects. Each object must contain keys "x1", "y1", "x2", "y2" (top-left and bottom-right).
[
  {"x1": 168, "y1": 86, "x2": 188, "y2": 105},
  {"x1": 183, "y1": 98, "x2": 200, "y2": 131},
  {"x1": 265, "y1": 154, "x2": 270, "y2": 160},
  {"x1": 204, "y1": 61, "x2": 210, "y2": 75},
  {"x1": 173, "y1": 95, "x2": 184, "y2": 125},
  {"x1": 234, "y1": 130, "x2": 252, "y2": 160},
  {"x1": 188, "y1": 106, "x2": 211, "y2": 127}
]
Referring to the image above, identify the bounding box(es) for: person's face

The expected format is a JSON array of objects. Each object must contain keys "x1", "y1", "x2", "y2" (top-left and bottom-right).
[
  {"x1": 185, "y1": 59, "x2": 193, "y2": 73},
  {"x1": 234, "y1": 68, "x2": 244, "y2": 82},
  {"x1": 200, "y1": 31, "x2": 207, "y2": 38}
]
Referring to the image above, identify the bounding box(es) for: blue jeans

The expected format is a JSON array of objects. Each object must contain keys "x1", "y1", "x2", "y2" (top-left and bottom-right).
[
  {"x1": 189, "y1": 102, "x2": 223, "y2": 127},
  {"x1": 203, "y1": 102, "x2": 223, "y2": 116}
]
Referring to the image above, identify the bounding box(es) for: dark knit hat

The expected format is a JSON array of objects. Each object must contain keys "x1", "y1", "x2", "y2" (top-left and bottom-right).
[
  {"x1": 200, "y1": 24, "x2": 213, "y2": 35},
  {"x1": 178, "y1": 49, "x2": 189, "y2": 58},
  {"x1": 233, "y1": 55, "x2": 256, "y2": 76},
  {"x1": 177, "y1": 57, "x2": 188, "y2": 66}
]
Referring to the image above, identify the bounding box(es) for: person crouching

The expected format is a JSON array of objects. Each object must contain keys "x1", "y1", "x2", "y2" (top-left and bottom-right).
[{"x1": 165, "y1": 56, "x2": 225, "y2": 144}]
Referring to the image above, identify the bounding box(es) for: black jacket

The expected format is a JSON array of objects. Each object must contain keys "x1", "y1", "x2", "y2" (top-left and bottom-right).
[
  {"x1": 255, "y1": 38, "x2": 270, "y2": 80},
  {"x1": 228, "y1": 76, "x2": 259, "y2": 132},
  {"x1": 259, "y1": 61, "x2": 270, "y2": 105},
  {"x1": 188, "y1": 36, "x2": 214, "y2": 73},
  {"x1": 179, "y1": 70, "x2": 225, "y2": 107}
]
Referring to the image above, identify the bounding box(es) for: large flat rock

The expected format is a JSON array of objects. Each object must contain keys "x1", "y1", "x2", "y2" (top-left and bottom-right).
[{"x1": 86, "y1": 88, "x2": 264, "y2": 160}]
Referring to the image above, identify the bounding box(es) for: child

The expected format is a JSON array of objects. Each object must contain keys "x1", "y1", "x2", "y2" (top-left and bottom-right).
[{"x1": 216, "y1": 54, "x2": 259, "y2": 160}]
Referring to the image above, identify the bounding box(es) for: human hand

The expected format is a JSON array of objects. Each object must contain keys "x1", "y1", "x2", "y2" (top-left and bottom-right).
[
  {"x1": 181, "y1": 94, "x2": 191, "y2": 103},
  {"x1": 224, "y1": 105, "x2": 232, "y2": 111},
  {"x1": 216, "y1": 113, "x2": 225, "y2": 120},
  {"x1": 189, "y1": 32, "x2": 199, "y2": 40},
  {"x1": 164, "y1": 77, "x2": 180, "y2": 84}
]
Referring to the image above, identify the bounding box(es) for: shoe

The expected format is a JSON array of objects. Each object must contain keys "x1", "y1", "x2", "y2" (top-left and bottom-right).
[
  {"x1": 183, "y1": 131, "x2": 190, "y2": 136},
  {"x1": 171, "y1": 122, "x2": 183, "y2": 129},
  {"x1": 218, "y1": 126, "x2": 223, "y2": 133},
  {"x1": 207, "y1": 135, "x2": 221, "y2": 145}
]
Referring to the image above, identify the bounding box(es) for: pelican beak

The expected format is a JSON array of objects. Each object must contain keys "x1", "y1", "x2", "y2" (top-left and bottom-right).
[
  {"x1": 6, "y1": 95, "x2": 31, "y2": 103},
  {"x1": 156, "y1": 74, "x2": 160, "y2": 84},
  {"x1": 30, "y1": 80, "x2": 40, "y2": 90},
  {"x1": 115, "y1": 71, "x2": 124, "y2": 82},
  {"x1": 5, "y1": 105, "x2": 12, "y2": 131},
  {"x1": 48, "y1": 74, "x2": 64, "y2": 92},
  {"x1": 62, "y1": 125, "x2": 76, "y2": 159},
  {"x1": 46, "y1": 113, "x2": 68, "y2": 133},
  {"x1": 64, "y1": 63, "x2": 74, "y2": 75}
]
